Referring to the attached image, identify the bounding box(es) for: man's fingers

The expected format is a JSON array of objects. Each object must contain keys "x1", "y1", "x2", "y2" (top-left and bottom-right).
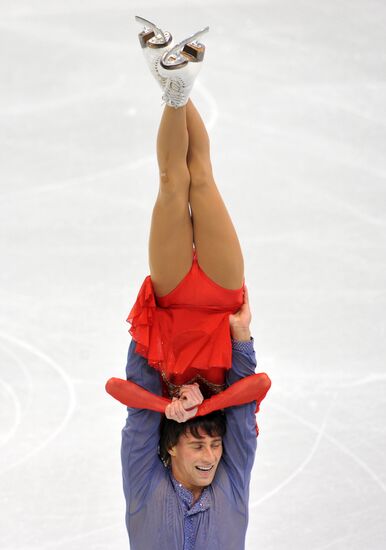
[{"x1": 244, "y1": 285, "x2": 249, "y2": 304}]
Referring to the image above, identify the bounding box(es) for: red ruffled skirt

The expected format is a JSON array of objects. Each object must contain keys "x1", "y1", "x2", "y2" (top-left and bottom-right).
[{"x1": 127, "y1": 250, "x2": 245, "y2": 397}]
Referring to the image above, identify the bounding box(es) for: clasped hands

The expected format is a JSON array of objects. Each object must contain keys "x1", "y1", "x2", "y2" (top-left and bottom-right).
[{"x1": 165, "y1": 383, "x2": 204, "y2": 422}]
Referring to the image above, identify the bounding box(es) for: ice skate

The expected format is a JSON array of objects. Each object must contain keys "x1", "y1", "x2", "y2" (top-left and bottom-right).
[
  {"x1": 135, "y1": 15, "x2": 174, "y2": 89},
  {"x1": 159, "y1": 26, "x2": 209, "y2": 108}
]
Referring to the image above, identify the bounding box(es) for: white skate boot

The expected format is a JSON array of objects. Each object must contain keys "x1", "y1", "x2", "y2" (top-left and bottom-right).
[
  {"x1": 135, "y1": 15, "x2": 174, "y2": 89},
  {"x1": 158, "y1": 26, "x2": 209, "y2": 109}
]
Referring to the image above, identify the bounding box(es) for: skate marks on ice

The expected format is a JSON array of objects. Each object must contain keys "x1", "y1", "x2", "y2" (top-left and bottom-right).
[
  {"x1": 0, "y1": 330, "x2": 76, "y2": 475},
  {"x1": 250, "y1": 375, "x2": 386, "y2": 512}
]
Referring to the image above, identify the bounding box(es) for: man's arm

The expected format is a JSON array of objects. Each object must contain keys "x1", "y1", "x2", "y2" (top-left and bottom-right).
[
  {"x1": 220, "y1": 334, "x2": 260, "y2": 491},
  {"x1": 221, "y1": 291, "x2": 270, "y2": 496},
  {"x1": 120, "y1": 339, "x2": 164, "y2": 513}
]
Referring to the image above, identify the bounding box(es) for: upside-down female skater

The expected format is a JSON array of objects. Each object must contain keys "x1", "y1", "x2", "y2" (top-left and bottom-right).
[
  {"x1": 105, "y1": 17, "x2": 272, "y2": 550},
  {"x1": 106, "y1": 17, "x2": 271, "y2": 421}
]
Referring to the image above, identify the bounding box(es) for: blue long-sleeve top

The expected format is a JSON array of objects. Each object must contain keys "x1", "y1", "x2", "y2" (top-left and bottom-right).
[{"x1": 121, "y1": 337, "x2": 258, "y2": 550}]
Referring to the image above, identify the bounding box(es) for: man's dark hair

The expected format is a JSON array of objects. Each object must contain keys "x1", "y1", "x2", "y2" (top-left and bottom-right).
[{"x1": 159, "y1": 411, "x2": 226, "y2": 467}]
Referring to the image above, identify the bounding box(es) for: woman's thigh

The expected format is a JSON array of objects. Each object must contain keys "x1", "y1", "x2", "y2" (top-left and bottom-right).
[
  {"x1": 148, "y1": 190, "x2": 194, "y2": 297},
  {"x1": 189, "y1": 175, "x2": 244, "y2": 290}
]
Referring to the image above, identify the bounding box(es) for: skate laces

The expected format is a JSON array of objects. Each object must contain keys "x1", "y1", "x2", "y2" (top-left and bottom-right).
[
  {"x1": 154, "y1": 57, "x2": 167, "y2": 85},
  {"x1": 161, "y1": 76, "x2": 186, "y2": 108}
]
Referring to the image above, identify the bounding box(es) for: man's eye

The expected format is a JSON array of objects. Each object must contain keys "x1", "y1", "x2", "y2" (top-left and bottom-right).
[{"x1": 194, "y1": 446, "x2": 202, "y2": 450}]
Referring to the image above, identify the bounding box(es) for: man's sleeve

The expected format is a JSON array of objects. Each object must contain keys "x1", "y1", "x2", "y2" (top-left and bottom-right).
[
  {"x1": 121, "y1": 339, "x2": 164, "y2": 514},
  {"x1": 221, "y1": 338, "x2": 258, "y2": 498}
]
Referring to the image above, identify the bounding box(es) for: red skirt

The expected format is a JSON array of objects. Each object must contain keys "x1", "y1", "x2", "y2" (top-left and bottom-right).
[{"x1": 127, "y1": 250, "x2": 245, "y2": 397}]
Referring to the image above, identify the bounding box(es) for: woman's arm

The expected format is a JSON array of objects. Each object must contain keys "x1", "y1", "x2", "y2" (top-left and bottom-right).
[
  {"x1": 106, "y1": 375, "x2": 202, "y2": 423},
  {"x1": 195, "y1": 370, "x2": 271, "y2": 417},
  {"x1": 105, "y1": 377, "x2": 171, "y2": 412}
]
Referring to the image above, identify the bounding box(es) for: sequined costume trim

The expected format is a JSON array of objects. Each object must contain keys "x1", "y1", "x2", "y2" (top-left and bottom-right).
[{"x1": 161, "y1": 371, "x2": 225, "y2": 398}]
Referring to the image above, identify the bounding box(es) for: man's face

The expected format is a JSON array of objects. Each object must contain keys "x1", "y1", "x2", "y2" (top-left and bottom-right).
[{"x1": 169, "y1": 428, "x2": 223, "y2": 492}]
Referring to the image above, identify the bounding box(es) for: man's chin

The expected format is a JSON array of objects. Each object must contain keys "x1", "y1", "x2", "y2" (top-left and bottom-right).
[
  {"x1": 198, "y1": 479, "x2": 213, "y2": 487},
  {"x1": 193, "y1": 468, "x2": 217, "y2": 486}
]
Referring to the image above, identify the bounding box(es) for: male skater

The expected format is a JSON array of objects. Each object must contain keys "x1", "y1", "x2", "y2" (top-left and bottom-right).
[{"x1": 107, "y1": 305, "x2": 271, "y2": 550}]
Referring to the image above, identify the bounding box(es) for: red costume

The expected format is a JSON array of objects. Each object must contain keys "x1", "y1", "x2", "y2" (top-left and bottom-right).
[
  {"x1": 105, "y1": 249, "x2": 272, "y2": 425},
  {"x1": 127, "y1": 248, "x2": 245, "y2": 398}
]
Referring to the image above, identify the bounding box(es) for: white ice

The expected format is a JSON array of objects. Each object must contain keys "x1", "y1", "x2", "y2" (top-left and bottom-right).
[{"x1": 0, "y1": 1, "x2": 385, "y2": 548}]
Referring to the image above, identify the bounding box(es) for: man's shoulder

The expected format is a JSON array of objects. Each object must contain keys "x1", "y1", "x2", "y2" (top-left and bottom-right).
[
  {"x1": 213, "y1": 461, "x2": 239, "y2": 493},
  {"x1": 150, "y1": 463, "x2": 179, "y2": 496},
  {"x1": 212, "y1": 462, "x2": 250, "y2": 512}
]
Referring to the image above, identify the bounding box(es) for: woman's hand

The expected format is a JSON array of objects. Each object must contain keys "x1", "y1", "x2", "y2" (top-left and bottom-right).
[
  {"x1": 178, "y1": 383, "x2": 204, "y2": 410},
  {"x1": 165, "y1": 397, "x2": 198, "y2": 423},
  {"x1": 164, "y1": 383, "x2": 203, "y2": 423},
  {"x1": 229, "y1": 285, "x2": 252, "y2": 340}
]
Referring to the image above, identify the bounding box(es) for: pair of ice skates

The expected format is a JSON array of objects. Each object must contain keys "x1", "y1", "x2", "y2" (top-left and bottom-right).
[{"x1": 135, "y1": 15, "x2": 209, "y2": 109}]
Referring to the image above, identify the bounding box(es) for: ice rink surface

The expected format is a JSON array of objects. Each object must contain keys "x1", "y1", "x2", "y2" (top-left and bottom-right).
[{"x1": 1, "y1": 0, "x2": 385, "y2": 548}]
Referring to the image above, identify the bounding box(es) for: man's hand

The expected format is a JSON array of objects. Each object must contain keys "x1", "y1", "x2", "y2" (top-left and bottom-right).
[{"x1": 229, "y1": 285, "x2": 252, "y2": 341}]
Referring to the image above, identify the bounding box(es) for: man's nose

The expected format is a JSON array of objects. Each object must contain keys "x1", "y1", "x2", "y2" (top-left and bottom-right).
[{"x1": 201, "y1": 446, "x2": 215, "y2": 462}]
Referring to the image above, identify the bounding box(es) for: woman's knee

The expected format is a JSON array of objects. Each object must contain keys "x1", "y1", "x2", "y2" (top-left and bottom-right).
[
  {"x1": 188, "y1": 157, "x2": 214, "y2": 188},
  {"x1": 158, "y1": 165, "x2": 190, "y2": 195}
]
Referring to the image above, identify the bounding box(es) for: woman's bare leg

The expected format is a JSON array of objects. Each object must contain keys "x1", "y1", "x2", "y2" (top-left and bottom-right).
[
  {"x1": 148, "y1": 105, "x2": 194, "y2": 297},
  {"x1": 186, "y1": 99, "x2": 244, "y2": 289}
]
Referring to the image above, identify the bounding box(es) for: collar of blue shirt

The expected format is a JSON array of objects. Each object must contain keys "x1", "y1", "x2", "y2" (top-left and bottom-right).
[{"x1": 169, "y1": 469, "x2": 211, "y2": 515}]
